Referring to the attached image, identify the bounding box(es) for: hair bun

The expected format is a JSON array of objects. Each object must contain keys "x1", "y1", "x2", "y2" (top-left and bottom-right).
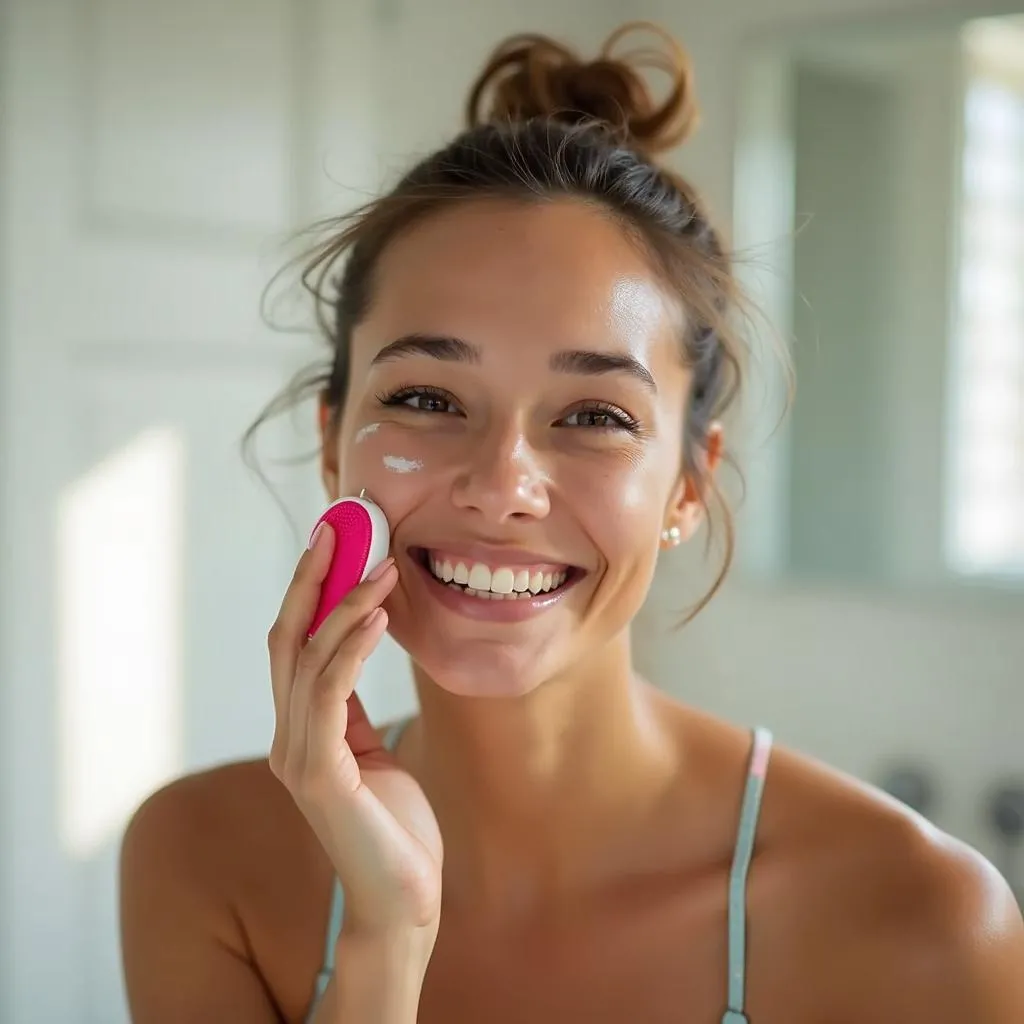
[{"x1": 465, "y1": 21, "x2": 699, "y2": 155}]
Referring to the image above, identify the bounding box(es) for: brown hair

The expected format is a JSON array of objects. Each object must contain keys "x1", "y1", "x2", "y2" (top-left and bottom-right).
[{"x1": 247, "y1": 21, "x2": 761, "y2": 622}]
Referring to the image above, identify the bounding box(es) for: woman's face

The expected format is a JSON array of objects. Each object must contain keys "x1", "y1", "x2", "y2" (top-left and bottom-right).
[{"x1": 325, "y1": 198, "x2": 704, "y2": 697}]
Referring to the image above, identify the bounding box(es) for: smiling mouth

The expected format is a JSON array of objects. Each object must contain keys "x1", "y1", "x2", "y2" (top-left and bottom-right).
[{"x1": 410, "y1": 548, "x2": 582, "y2": 601}]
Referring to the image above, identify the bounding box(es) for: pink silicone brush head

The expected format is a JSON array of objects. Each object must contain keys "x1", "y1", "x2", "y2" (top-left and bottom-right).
[{"x1": 307, "y1": 494, "x2": 390, "y2": 637}]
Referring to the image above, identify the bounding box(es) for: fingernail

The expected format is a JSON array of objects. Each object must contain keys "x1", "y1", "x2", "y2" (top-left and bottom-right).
[
  {"x1": 308, "y1": 522, "x2": 325, "y2": 550},
  {"x1": 361, "y1": 607, "x2": 385, "y2": 629},
  {"x1": 366, "y1": 557, "x2": 395, "y2": 582}
]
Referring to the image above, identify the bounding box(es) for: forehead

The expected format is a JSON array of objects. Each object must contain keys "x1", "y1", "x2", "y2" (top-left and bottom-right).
[{"x1": 359, "y1": 198, "x2": 684, "y2": 363}]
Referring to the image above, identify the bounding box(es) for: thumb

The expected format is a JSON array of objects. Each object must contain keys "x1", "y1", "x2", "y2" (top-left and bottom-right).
[{"x1": 346, "y1": 692, "x2": 385, "y2": 758}]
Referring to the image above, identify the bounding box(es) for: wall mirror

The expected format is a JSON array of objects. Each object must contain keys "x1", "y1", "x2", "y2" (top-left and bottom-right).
[{"x1": 733, "y1": 11, "x2": 1024, "y2": 595}]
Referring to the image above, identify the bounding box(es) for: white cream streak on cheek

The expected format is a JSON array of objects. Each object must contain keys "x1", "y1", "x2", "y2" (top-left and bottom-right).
[
  {"x1": 383, "y1": 454, "x2": 424, "y2": 473},
  {"x1": 354, "y1": 422, "x2": 380, "y2": 443}
]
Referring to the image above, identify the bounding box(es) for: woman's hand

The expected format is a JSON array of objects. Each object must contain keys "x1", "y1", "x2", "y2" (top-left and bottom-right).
[{"x1": 267, "y1": 523, "x2": 442, "y2": 939}]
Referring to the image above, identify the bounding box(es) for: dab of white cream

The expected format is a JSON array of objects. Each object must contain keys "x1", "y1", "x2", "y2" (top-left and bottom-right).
[
  {"x1": 355, "y1": 422, "x2": 380, "y2": 443},
  {"x1": 383, "y1": 454, "x2": 423, "y2": 474}
]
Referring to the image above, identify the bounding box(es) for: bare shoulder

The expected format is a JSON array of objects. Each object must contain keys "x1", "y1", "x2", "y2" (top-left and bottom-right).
[
  {"x1": 838, "y1": 812, "x2": 1024, "y2": 1022},
  {"x1": 122, "y1": 756, "x2": 313, "y2": 878},
  {"x1": 120, "y1": 756, "x2": 326, "y2": 939},
  {"x1": 120, "y1": 757, "x2": 334, "y2": 1021},
  {"x1": 763, "y1": 743, "x2": 1024, "y2": 1023}
]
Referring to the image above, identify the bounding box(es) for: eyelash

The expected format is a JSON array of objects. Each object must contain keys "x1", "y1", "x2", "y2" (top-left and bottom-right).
[{"x1": 375, "y1": 386, "x2": 641, "y2": 434}]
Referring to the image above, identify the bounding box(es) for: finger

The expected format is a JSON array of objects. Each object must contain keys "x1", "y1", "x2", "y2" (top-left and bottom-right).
[
  {"x1": 298, "y1": 559, "x2": 397, "y2": 675},
  {"x1": 304, "y1": 608, "x2": 389, "y2": 793},
  {"x1": 276, "y1": 522, "x2": 337, "y2": 650},
  {"x1": 269, "y1": 524, "x2": 336, "y2": 749},
  {"x1": 284, "y1": 560, "x2": 396, "y2": 776}
]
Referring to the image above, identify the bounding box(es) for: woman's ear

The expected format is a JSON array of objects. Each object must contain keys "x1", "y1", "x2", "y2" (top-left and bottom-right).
[
  {"x1": 318, "y1": 395, "x2": 340, "y2": 501},
  {"x1": 661, "y1": 422, "x2": 723, "y2": 547}
]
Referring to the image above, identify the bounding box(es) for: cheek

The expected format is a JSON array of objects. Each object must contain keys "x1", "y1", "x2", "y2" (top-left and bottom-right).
[
  {"x1": 337, "y1": 421, "x2": 437, "y2": 526},
  {"x1": 559, "y1": 451, "x2": 666, "y2": 561}
]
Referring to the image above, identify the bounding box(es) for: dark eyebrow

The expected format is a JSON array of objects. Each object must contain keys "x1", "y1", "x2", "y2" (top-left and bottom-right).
[
  {"x1": 549, "y1": 349, "x2": 657, "y2": 394},
  {"x1": 370, "y1": 334, "x2": 480, "y2": 366},
  {"x1": 371, "y1": 333, "x2": 657, "y2": 393}
]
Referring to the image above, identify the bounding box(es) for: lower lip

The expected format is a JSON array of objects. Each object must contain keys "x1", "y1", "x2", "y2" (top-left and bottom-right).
[{"x1": 410, "y1": 556, "x2": 583, "y2": 622}]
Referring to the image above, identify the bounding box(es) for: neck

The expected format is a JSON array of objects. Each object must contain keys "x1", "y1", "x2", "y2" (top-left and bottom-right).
[{"x1": 402, "y1": 634, "x2": 679, "y2": 917}]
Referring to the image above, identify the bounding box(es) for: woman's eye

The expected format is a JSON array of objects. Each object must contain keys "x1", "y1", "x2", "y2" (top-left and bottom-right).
[
  {"x1": 565, "y1": 410, "x2": 612, "y2": 427},
  {"x1": 404, "y1": 393, "x2": 452, "y2": 413},
  {"x1": 378, "y1": 387, "x2": 460, "y2": 414},
  {"x1": 562, "y1": 407, "x2": 637, "y2": 431}
]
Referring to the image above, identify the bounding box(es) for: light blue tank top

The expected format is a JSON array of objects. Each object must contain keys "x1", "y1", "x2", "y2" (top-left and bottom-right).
[{"x1": 306, "y1": 722, "x2": 773, "y2": 1024}]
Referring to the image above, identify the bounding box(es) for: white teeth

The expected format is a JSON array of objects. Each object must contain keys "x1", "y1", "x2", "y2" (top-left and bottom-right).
[
  {"x1": 467, "y1": 563, "x2": 491, "y2": 591},
  {"x1": 490, "y1": 568, "x2": 515, "y2": 594},
  {"x1": 428, "y1": 553, "x2": 570, "y2": 597}
]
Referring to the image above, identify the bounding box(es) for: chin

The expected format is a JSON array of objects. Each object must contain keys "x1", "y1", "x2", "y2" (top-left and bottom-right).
[{"x1": 398, "y1": 631, "x2": 554, "y2": 699}]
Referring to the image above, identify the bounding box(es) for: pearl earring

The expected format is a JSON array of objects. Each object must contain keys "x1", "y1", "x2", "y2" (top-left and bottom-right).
[{"x1": 661, "y1": 525, "x2": 681, "y2": 545}]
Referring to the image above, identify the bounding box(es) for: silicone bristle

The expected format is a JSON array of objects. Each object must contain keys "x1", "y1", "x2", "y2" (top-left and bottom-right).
[
  {"x1": 309, "y1": 501, "x2": 375, "y2": 635},
  {"x1": 326, "y1": 504, "x2": 373, "y2": 560},
  {"x1": 323, "y1": 503, "x2": 373, "y2": 593}
]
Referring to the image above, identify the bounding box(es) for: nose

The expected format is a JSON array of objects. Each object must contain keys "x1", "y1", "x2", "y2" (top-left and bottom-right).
[{"x1": 450, "y1": 423, "x2": 551, "y2": 524}]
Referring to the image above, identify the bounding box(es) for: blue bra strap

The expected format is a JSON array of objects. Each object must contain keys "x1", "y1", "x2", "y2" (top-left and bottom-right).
[{"x1": 722, "y1": 726, "x2": 773, "y2": 1024}]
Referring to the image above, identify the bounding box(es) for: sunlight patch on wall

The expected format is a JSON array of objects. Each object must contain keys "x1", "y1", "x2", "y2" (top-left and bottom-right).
[{"x1": 57, "y1": 426, "x2": 185, "y2": 858}]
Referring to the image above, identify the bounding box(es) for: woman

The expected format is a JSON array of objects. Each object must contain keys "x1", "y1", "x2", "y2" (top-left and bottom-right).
[{"x1": 119, "y1": 23, "x2": 1024, "y2": 1024}]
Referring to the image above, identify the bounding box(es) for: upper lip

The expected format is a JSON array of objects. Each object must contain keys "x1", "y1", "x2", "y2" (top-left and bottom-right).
[{"x1": 409, "y1": 543, "x2": 582, "y2": 571}]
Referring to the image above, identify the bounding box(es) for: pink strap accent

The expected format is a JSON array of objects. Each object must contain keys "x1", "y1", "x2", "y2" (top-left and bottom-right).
[{"x1": 749, "y1": 727, "x2": 772, "y2": 779}]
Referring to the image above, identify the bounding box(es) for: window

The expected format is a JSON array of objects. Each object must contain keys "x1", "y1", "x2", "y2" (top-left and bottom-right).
[{"x1": 947, "y1": 17, "x2": 1024, "y2": 577}]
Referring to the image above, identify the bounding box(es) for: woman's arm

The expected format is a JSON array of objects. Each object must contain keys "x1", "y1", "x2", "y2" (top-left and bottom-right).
[{"x1": 310, "y1": 931, "x2": 433, "y2": 1024}]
